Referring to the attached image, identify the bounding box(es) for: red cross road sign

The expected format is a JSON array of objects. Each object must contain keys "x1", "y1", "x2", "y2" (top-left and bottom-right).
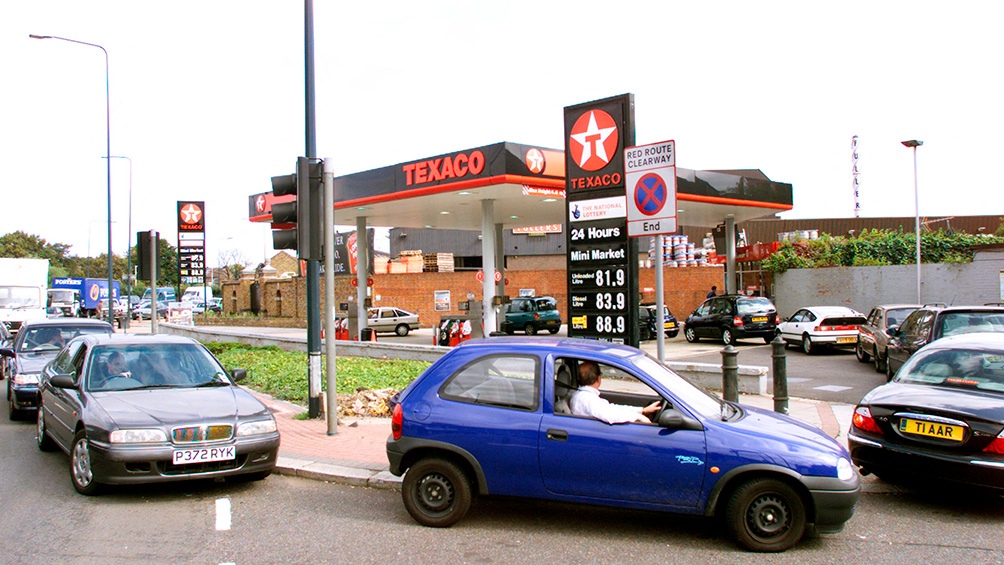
[{"x1": 625, "y1": 140, "x2": 677, "y2": 237}]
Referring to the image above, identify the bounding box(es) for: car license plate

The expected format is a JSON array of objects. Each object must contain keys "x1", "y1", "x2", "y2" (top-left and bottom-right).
[
  {"x1": 836, "y1": 336, "x2": 856, "y2": 344},
  {"x1": 751, "y1": 316, "x2": 768, "y2": 323},
  {"x1": 172, "y1": 446, "x2": 236, "y2": 465},
  {"x1": 664, "y1": 322, "x2": 676, "y2": 329},
  {"x1": 898, "y1": 418, "x2": 965, "y2": 442}
]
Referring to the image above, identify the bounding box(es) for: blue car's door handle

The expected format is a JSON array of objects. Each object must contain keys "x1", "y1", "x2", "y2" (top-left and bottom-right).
[{"x1": 546, "y1": 429, "x2": 568, "y2": 441}]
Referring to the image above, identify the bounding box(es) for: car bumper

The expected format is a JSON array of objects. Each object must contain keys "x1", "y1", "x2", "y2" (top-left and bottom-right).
[
  {"x1": 849, "y1": 431, "x2": 1004, "y2": 491},
  {"x1": 801, "y1": 475, "x2": 861, "y2": 532},
  {"x1": 808, "y1": 333, "x2": 859, "y2": 349},
  {"x1": 87, "y1": 432, "x2": 281, "y2": 485},
  {"x1": 734, "y1": 327, "x2": 776, "y2": 339},
  {"x1": 11, "y1": 385, "x2": 39, "y2": 411}
]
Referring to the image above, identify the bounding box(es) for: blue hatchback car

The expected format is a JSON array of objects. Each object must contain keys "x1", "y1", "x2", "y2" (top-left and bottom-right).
[{"x1": 387, "y1": 337, "x2": 860, "y2": 552}]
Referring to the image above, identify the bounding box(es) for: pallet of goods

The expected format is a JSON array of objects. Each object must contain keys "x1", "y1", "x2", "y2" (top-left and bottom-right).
[{"x1": 423, "y1": 253, "x2": 455, "y2": 273}]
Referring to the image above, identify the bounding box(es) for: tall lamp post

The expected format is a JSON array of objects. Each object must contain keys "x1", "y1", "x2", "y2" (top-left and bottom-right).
[
  {"x1": 901, "y1": 139, "x2": 923, "y2": 304},
  {"x1": 104, "y1": 155, "x2": 132, "y2": 330},
  {"x1": 31, "y1": 34, "x2": 115, "y2": 326}
]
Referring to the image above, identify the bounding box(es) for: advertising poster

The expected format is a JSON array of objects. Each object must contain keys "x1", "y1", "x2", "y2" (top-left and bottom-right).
[{"x1": 434, "y1": 290, "x2": 450, "y2": 312}]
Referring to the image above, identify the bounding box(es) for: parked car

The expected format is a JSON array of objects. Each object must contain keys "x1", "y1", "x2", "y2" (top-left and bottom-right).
[
  {"x1": 500, "y1": 296, "x2": 561, "y2": 335},
  {"x1": 639, "y1": 304, "x2": 678, "y2": 341},
  {"x1": 367, "y1": 307, "x2": 420, "y2": 336},
  {"x1": 132, "y1": 299, "x2": 169, "y2": 321},
  {"x1": 684, "y1": 295, "x2": 779, "y2": 345},
  {"x1": 885, "y1": 305, "x2": 1004, "y2": 381},
  {"x1": 856, "y1": 304, "x2": 921, "y2": 373},
  {"x1": 36, "y1": 334, "x2": 280, "y2": 495},
  {"x1": 387, "y1": 337, "x2": 860, "y2": 552},
  {"x1": 0, "y1": 318, "x2": 114, "y2": 420},
  {"x1": 776, "y1": 306, "x2": 867, "y2": 355},
  {"x1": 849, "y1": 332, "x2": 1004, "y2": 491}
]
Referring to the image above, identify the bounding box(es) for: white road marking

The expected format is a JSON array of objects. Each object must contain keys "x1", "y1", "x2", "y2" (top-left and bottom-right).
[
  {"x1": 215, "y1": 498, "x2": 232, "y2": 531},
  {"x1": 813, "y1": 385, "x2": 853, "y2": 392}
]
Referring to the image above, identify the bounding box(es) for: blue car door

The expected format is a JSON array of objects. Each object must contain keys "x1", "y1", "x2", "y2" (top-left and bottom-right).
[
  {"x1": 538, "y1": 358, "x2": 708, "y2": 509},
  {"x1": 539, "y1": 412, "x2": 707, "y2": 508}
]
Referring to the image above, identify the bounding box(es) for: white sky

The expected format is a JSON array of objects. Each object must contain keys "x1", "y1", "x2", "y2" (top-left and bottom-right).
[{"x1": 3, "y1": 1, "x2": 1002, "y2": 267}]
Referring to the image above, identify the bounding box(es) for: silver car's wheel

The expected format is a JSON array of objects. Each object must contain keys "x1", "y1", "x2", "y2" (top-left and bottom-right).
[
  {"x1": 71, "y1": 430, "x2": 101, "y2": 495},
  {"x1": 855, "y1": 340, "x2": 871, "y2": 363},
  {"x1": 395, "y1": 324, "x2": 410, "y2": 337},
  {"x1": 36, "y1": 405, "x2": 56, "y2": 452}
]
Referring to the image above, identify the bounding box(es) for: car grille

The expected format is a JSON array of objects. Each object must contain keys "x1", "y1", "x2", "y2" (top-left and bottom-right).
[{"x1": 171, "y1": 424, "x2": 233, "y2": 443}]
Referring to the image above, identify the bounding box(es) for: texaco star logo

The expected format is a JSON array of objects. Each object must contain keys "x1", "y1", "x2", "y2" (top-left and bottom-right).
[
  {"x1": 256, "y1": 195, "x2": 266, "y2": 213},
  {"x1": 180, "y1": 203, "x2": 203, "y2": 224},
  {"x1": 525, "y1": 148, "x2": 545, "y2": 174},
  {"x1": 569, "y1": 109, "x2": 618, "y2": 172}
]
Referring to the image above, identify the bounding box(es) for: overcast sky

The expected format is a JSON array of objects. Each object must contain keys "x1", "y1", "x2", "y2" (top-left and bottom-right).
[{"x1": 3, "y1": 1, "x2": 1001, "y2": 268}]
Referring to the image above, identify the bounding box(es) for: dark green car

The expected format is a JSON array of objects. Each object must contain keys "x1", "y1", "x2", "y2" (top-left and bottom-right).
[{"x1": 501, "y1": 296, "x2": 561, "y2": 335}]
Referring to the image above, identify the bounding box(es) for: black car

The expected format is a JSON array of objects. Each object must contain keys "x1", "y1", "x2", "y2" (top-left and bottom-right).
[
  {"x1": 684, "y1": 295, "x2": 779, "y2": 345},
  {"x1": 639, "y1": 304, "x2": 679, "y2": 341},
  {"x1": 885, "y1": 305, "x2": 1004, "y2": 381},
  {"x1": 849, "y1": 332, "x2": 1004, "y2": 491},
  {"x1": 856, "y1": 304, "x2": 921, "y2": 373},
  {"x1": 0, "y1": 318, "x2": 114, "y2": 420},
  {"x1": 36, "y1": 334, "x2": 280, "y2": 495}
]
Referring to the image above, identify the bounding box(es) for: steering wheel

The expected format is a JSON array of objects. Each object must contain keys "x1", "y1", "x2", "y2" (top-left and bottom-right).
[{"x1": 650, "y1": 398, "x2": 670, "y2": 423}]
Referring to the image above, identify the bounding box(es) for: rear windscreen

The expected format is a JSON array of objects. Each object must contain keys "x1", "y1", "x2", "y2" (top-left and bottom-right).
[{"x1": 736, "y1": 298, "x2": 775, "y2": 315}]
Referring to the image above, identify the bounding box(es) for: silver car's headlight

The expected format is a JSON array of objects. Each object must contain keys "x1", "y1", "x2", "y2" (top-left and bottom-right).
[
  {"x1": 237, "y1": 418, "x2": 278, "y2": 437},
  {"x1": 109, "y1": 429, "x2": 169, "y2": 443},
  {"x1": 836, "y1": 457, "x2": 855, "y2": 481},
  {"x1": 13, "y1": 373, "x2": 40, "y2": 386}
]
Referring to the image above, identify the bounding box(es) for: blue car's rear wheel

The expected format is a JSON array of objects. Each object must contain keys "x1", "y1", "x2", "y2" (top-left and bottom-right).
[
  {"x1": 726, "y1": 477, "x2": 806, "y2": 552},
  {"x1": 402, "y1": 458, "x2": 472, "y2": 527}
]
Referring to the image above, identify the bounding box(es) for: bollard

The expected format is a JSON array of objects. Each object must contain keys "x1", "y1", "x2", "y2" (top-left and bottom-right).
[
  {"x1": 772, "y1": 334, "x2": 789, "y2": 414},
  {"x1": 721, "y1": 344, "x2": 738, "y2": 403}
]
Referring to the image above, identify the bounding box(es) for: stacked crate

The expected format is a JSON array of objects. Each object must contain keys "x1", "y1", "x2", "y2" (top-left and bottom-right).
[
  {"x1": 399, "y1": 250, "x2": 425, "y2": 273},
  {"x1": 423, "y1": 253, "x2": 455, "y2": 273}
]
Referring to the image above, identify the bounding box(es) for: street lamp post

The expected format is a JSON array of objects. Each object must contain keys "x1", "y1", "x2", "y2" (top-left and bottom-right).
[
  {"x1": 31, "y1": 34, "x2": 115, "y2": 326},
  {"x1": 105, "y1": 155, "x2": 132, "y2": 330},
  {"x1": 901, "y1": 139, "x2": 924, "y2": 304}
]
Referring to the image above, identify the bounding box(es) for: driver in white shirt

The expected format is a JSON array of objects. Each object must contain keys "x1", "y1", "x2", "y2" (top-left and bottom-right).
[{"x1": 569, "y1": 361, "x2": 661, "y2": 424}]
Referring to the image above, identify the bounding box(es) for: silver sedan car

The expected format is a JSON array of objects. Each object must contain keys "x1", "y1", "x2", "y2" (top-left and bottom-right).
[
  {"x1": 36, "y1": 334, "x2": 280, "y2": 495},
  {"x1": 367, "y1": 307, "x2": 420, "y2": 336}
]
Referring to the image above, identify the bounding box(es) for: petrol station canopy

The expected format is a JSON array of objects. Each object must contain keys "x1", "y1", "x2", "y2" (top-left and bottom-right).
[{"x1": 248, "y1": 141, "x2": 793, "y2": 231}]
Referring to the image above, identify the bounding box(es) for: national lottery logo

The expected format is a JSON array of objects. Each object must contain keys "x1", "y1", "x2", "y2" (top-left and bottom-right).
[{"x1": 569, "y1": 110, "x2": 619, "y2": 172}]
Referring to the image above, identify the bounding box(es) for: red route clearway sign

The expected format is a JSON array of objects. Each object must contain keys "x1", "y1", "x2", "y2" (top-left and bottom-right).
[{"x1": 625, "y1": 140, "x2": 677, "y2": 237}]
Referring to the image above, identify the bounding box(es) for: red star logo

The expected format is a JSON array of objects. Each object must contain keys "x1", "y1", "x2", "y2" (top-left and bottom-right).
[
  {"x1": 256, "y1": 195, "x2": 266, "y2": 213},
  {"x1": 569, "y1": 110, "x2": 618, "y2": 172},
  {"x1": 525, "y1": 148, "x2": 545, "y2": 174},
  {"x1": 180, "y1": 203, "x2": 202, "y2": 224}
]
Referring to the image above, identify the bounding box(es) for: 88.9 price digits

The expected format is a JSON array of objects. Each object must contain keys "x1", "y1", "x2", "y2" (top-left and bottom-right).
[{"x1": 594, "y1": 315, "x2": 626, "y2": 334}]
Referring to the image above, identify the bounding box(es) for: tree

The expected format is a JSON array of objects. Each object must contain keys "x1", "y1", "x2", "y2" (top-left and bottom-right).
[{"x1": 217, "y1": 248, "x2": 250, "y2": 283}]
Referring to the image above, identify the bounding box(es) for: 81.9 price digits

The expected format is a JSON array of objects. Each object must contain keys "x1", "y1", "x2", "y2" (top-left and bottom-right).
[{"x1": 595, "y1": 268, "x2": 625, "y2": 288}]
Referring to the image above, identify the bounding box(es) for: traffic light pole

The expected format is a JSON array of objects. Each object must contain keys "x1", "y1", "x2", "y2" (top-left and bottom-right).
[{"x1": 304, "y1": 0, "x2": 322, "y2": 419}]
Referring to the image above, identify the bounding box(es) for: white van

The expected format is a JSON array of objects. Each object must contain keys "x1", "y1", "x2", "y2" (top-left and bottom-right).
[{"x1": 182, "y1": 286, "x2": 213, "y2": 304}]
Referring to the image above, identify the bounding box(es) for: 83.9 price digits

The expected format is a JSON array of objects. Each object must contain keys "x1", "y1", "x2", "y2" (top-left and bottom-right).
[{"x1": 595, "y1": 292, "x2": 626, "y2": 311}]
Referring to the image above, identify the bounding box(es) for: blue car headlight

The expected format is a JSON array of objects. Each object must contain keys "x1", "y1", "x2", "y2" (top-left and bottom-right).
[{"x1": 836, "y1": 457, "x2": 855, "y2": 481}]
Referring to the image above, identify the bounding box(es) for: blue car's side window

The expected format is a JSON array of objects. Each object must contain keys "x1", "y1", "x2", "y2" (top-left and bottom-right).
[{"x1": 440, "y1": 355, "x2": 539, "y2": 411}]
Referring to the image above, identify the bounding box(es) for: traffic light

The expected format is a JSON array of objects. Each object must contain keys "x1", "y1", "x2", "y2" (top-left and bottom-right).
[{"x1": 270, "y1": 157, "x2": 324, "y2": 260}]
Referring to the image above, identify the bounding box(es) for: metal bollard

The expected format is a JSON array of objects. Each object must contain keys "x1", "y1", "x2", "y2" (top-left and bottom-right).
[
  {"x1": 721, "y1": 345, "x2": 738, "y2": 403},
  {"x1": 772, "y1": 335, "x2": 789, "y2": 414}
]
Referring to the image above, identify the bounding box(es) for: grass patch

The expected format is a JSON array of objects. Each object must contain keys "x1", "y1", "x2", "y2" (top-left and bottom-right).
[{"x1": 204, "y1": 342, "x2": 430, "y2": 406}]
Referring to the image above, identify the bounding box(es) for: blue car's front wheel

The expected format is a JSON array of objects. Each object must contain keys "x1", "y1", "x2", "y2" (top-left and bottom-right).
[{"x1": 726, "y1": 477, "x2": 806, "y2": 552}]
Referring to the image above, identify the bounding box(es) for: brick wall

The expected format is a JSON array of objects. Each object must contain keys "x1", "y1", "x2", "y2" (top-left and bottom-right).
[{"x1": 218, "y1": 265, "x2": 723, "y2": 327}]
